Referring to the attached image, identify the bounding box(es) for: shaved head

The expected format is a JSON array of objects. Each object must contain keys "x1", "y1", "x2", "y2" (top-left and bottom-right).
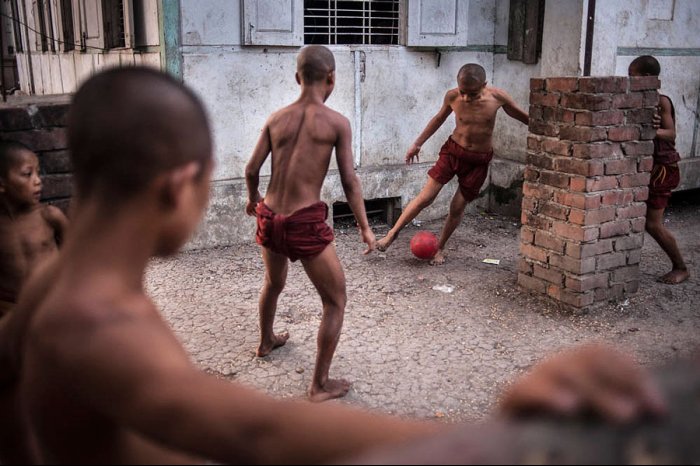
[
  {"x1": 0, "y1": 140, "x2": 33, "y2": 178},
  {"x1": 297, "y1": 45, "x2": 336, "y2": 83},
  {"x1": 629, "y1": 55, "x2": 661, "y2": 77},
  {"x1": 458, "y1": 64, "x2": 487, "y2": 85},
  {"x1": 68, "y1": 67, "x2": 212, "y2": 201}
]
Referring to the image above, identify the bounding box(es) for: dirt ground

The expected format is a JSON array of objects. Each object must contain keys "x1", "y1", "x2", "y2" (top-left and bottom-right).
[{"x1": 146, "y1": 196, "x2": 700, "y2": 424}]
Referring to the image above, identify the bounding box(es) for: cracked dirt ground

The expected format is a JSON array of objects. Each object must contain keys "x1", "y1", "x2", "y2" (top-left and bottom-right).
[{"x1": 146, "y1": 199, "x2": 699, "y2": 423}]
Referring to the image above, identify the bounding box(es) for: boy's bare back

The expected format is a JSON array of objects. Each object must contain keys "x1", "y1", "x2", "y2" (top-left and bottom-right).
[{"x1": 262, "y1": 102, "x2": 349, "y2": 216}]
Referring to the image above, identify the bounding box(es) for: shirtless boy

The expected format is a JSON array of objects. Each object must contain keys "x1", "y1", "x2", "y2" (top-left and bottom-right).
[
  {"x1": 377, "y1": 64, "x2": 529, "y2": 265},
  {"x1": 0, "y1": 141, "x2": 67, "y2": 319},
  {"x1": 245, "y1": 45, "x2": 375, "y2": 402},
  {"x1": 0, "y1": 67, "x2": 665, "y2": 465},
  {"x1": 628, "y1": 56, "x2": 689, "y2": 284}
]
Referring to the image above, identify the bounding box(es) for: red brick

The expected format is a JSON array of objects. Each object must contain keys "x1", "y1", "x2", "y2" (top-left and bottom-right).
[
  {"x1": 575, "y1": 110, "x2": 625, "y2": 127},
  {"x1": 570, "y1": 176, "x2": 587, "y2": 193},
  {"x1": 535, "y1": 231, "x2": 566, "y2": 253},
  {"x1": 530, "y1": 121, "x2": 560, "y2": 137},
  {"x1": 555, "y1": 158, "x2": 604, "y2": 177},
  {"x1": 600, "y1": 220, "x2": 631, "y2": 239},
  {"x1": 540, "y1": 171, "x2": 571, "y2": 189},
  {"x1": 602, "y1": 190, "x2": 624, "y2": 205},
  {"x1": 543, "y1": 139, "x2": 572, "y2": 156},
  {"x1": 620, "y1": 173, "x2": 651, "y2": 189},
  {"x1": 566, "y1": 274, "x2": 610, "y2": 292},
  {"x1": 608, "y1": 126, "x2": 641, "y2": 142},
  {"x1": 522, "y1": 197, "x2": 538, "y2": 213},
  {"x1": 587, "y1": 176, "x2": 619, "y2": 192},
  {"x1": 622, "y1": 141, "x2": 654, "y2": 156},
  {"x1": 612, "y1": 265, "x2": 640, "y2": 283},
  {"x1": 555, "y1": 192, "x2": 602, "y2": 210},
  {"x1": 559, "y1": 290, "x2": 595, "y2": 308},
  {"x1": 534, "y1": 264, "x2": 565, "y2": 285},
  {"x1": 612, "y1": 92, "x2": 643, "y2": 109},
  {"x1": 36, "y1": 104, "x2": 70, "y2": 127},
  {"x1": 530, "y1": 78, "x2": 546, "y2": 91},
  {"x1": 560, "y1": 126, "x2": 608, "y2": 143},
  {"x1": 628, "y1": 249, "x2": 642, "y2": 265},
  {"x1": 573, "y1": 143, "x2": 623, "y2": 159},
  {"x1": 640, "y1": 125, "x2": 657, "y2": 140},
  {"x1": 614, "y1": 233, "x2": 645, "y2": 251},
  {"x1": 638, "y1": 156, "x2": 654, "y2": 172},
  {"x1": 598, "y1": 252, "x2": 628, "y2": 270},
  {"x1": 523, "y1": 182, "x2": 554, "y2": 200},
  {"x1": 40, "y1": 150, "x2": 72, "y2": 174},
  {"x1": 575, "y1": 239, "x2": 615, "y2": 259},
  {"x1": 561, "y1": 93, "x2": 612, "y2": 111},
  {"x1": 519, "y1": 259, "x2": 534, "y2": 274},
  {"x1": 543, "y1": 107, "x2": 576, "y2": 124},
  {"x1": 0, "y1": 107, "x2": 34, "y2": 130},
  {"x1": 527, "y1": 135, "x2": 544, "y2": 151},
  {"x1": 521, "y1": 227, "x2": 536, "y2": 245},
  {"x1": 10, "y1": 128, "x2": 69, "y2": 152},
  {"x1": 546, "y1": 77, "x2": 579, "y2": 92},
  {"x1": 630, "y1": 76, "x2": 660, "y2": 91},
  {"x1": 547, "y1": 284, "x2": 562, "y2": 300},
  {"x1": 595, "y1": 284, "x2": 625, "y2": 302},
  {"x1": 643, "y1": 91, "x2": 659, "y2": 107},
  {"x1": 41, "y1": 174, "x2": 74, "y2": 199},
  {"x1": 625, "y1": 108, "x2": 656, "y2": 125},
  {"x1": 549, "y1": 254, "x2": 596, "y2": 275},
  {"x1": 553, "y1": 222, "x2": 599, "y2": 242},
  {"x1": 605, "y1": 159, "x2": 638, "y2": 175},
  {"x1": 631, "y1": 217, "x2": 646, "y2": 233},
  {"x1": 633, "y1": 187, "x2": 649, "y2": 202},
  {"x1": 569, "y1": 207, "x2": 617, "y2": 226},
  {"x1": 522, "y1": 213, "x2": 553, "y2": 230},
  {"x1": 529, "y1": 105, "x2": 544, "y2": 122},
  {"x1": 518, "y1": 273, "x2": 547, "y2": 293},
  {"x1": 527, "y1": 152, "x2": 555, "y2": 170},
  {"x1": 578, "y1": 77, "x2": 629, "y2": 94},
  {"x1": 521, "y1": 244, "x2": 549, "y2": 263},
  {"x1": 617, "y1": 203, "x2": 648, "y2": 220},
  {"x1": 524, "y1": 167, "x2": 540, "y2": 182},
  {"x1": 541, "y1": 202, "x2": 570, "y2": 221},
  {"x1": 530, "y1": 92, "x2": 560, "y2": 107}
]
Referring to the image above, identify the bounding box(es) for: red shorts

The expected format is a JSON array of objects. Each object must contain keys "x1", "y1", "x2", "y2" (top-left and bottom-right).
[
  {"x1": 647, "y1": 164, "x2": 680, "y2": 210},
  {"x1": 256, "y1": 201, "x2": 334, "y2": 262},
  {"x1": 427, "y1": 137, "x2": 494, "y2": 202}
]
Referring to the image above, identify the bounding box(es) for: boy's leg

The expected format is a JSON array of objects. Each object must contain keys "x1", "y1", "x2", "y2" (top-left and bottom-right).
[
  {"x1": 431, "y1": 189, "x2": 468, "y2": 266},
  {"x1": 300, "y1": 244, "x2": 350, "y2": 402},
  {"x1": 257, "y1": 247, "x2": 291, "y2": 357},
  {"x1": 645, "y1": 207, "x2": 689, "y2": 284},
  {"x1": 377, "y1": 177, "x2": 444, "y2": 251}
]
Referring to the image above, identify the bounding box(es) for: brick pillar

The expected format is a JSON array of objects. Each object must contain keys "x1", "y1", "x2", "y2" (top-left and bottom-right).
[{"x1": 519, "y1": 76, "x2": 660, "y2": 309}]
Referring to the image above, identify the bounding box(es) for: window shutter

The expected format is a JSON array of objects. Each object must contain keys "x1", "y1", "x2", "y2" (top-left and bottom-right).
[
  {"x1": 406, "y1": 0, "x2": 469, "y2": 47},
  {"x1": 241, "y1": 0, "x2": 303, "y2": 46},
  {"x1": 507, "y1": 0, "x2": 544, "y2": 65},
  {"x1": 76, "y1": 0, "x2": 105, "y2": 50}
]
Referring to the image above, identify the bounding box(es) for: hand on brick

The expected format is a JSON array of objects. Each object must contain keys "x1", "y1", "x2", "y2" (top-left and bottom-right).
[{"x1": 497, "y1": 343, "x2": 667, "y2": 424}]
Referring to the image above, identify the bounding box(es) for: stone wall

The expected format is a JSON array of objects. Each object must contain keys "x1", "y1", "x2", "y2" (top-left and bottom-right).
[
  {"x1": 0, "y1": 100, "x2": 73, "y2": 211},
  {"x1": 519, "y1": 76, "x2": 659, "y2": 309}
]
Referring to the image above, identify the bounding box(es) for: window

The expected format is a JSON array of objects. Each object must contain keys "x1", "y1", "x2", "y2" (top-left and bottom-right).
[
  {"x1": 102, "y1": 0, "x2": 125, "y2": 49},
  {"x1": 59, "y1": 0, "x2": 75, "y2": 51},
  {"x1": 10, "y1": 0, "x2": 23, "y2": 52},
  {"x1": 507, "y1": 0, "x2": 545, "y2": 65},
  {"x1": 304, "y1": 0, "x2": 400, "y2": 46}
]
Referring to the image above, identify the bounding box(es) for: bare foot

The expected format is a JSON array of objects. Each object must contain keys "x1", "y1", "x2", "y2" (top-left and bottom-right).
[
  {"x1": 376, "y1": 232, "x2": 398, "y2": 252},
  {"x1": 256, "y1": 331, "x2": 290, "y2": 357},
  {"x1": 430, "y1": 249, "x2": 446, "y2": 266},
  {"x1": 659, "y1": 268, "x2": 690, "y2": 285},
  {"x1": 308, "y1": 379, "x2": 352, "y2": 403}
]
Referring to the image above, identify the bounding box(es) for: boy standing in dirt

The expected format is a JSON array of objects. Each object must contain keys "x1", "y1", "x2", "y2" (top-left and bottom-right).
[
  {"x1": 0, "y1": 67, "x2": 666, "y2": 465},
  {"x1": 245, "y1": 45, "x2": 375, "y2": 402},
  {"x1": 0, "y1": 140, "x2": 67, "y2": 319},
  {"x1": 628, "y1": 56, "x2": 689, "y2": 284},
  {"x1": 377, "y1": 64, "x2": 529, "y2": 265}
]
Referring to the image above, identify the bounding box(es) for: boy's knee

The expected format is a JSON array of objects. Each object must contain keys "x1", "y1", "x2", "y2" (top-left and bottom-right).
[
  {"x1": 264, "y1": 276, "x2": 286, "y2": 294},
  {"x1": 645, "y1": 218, "x2": 662, "y2": 235},
  {"x1": 322, "y1": 290, "x2": 347, "y2": 310}
]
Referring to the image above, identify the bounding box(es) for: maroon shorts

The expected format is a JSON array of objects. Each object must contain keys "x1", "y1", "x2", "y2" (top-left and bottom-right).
[
  {"x1": 256, "y1": 201, "x2": 334, "y2": 262},
  {"x1": 427, "y1": 137, "x2": 494, "y2": 202},
  {"x1": 647, "y1": 164, "x2": 680, "y2": 210}
]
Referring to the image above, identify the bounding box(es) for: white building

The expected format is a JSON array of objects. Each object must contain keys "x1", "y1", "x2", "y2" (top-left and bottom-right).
[{"x1": 1, "y1": 0, "x2": 698, "y2": 248}]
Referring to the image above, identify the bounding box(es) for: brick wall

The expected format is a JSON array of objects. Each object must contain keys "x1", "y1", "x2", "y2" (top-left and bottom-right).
[
  {"x1": 519, "y1": 76, "x2": 659, "y2": 309},
  {"x1": 0, "y1": 101, "x2": 73, "y2": 212}
]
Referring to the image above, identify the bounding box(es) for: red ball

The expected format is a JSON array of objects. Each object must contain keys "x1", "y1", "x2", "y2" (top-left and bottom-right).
[{"x1": 410, "y1": 231, "x2": 439, "y2": 260}]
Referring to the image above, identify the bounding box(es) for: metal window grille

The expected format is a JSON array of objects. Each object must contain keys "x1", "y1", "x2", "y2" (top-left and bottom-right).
[{"x1": 304, "y1": 0, "x2": 400, "y2": 45}]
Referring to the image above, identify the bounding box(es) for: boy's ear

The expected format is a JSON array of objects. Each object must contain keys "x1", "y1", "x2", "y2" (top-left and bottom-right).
[
  {"x1": 159, "y1": 162, "x2": 201, "y2": 210},
  {"x1": 295, "y1": 72, "x2": 301, "y2": 85},
  {"x1": 327, "y1": 71, "x2": 335, "y2": 86}
]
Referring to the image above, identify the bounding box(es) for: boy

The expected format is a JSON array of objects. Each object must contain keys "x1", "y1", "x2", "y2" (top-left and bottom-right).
[
  {"x1": 0, "y1": 67, "x2": 665, "y2": 465},
  {"x1": 0, "y1": 140, "x2": 68, "y2": 319},
  {"x1": 245, "y1": 45, "x2": 375, "y2": 402},
  {"x1": 628, "y1": 56, "x2": 689, "y2": 284},
  {"x1": 376, "y1": 64, "x2": 529, "y2": 265}
]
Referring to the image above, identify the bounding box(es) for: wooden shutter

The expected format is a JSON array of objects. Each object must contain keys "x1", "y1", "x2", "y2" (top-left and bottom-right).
[
  {"x1": 507, "y1": 0, "x2": 544, "y2": 65},
  {"x1": 241, "y1": 0, "x2": 303, "y2": 46},
  {"x1": 406, "y1": 0, "x2": 469, "y2": 47}
]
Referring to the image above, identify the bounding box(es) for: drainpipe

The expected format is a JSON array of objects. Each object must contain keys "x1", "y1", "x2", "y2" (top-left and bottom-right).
[
  {"x1": 583, "y1": 0, "x2": 596, "y2": 76},
  {"x1": 0, "y1": 9, "x2": 6, "y2": 102}
]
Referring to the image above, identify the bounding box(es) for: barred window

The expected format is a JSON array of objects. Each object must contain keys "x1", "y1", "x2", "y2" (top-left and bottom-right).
[{"x1": 304, "y1": 0, "x2": 400, "y2": 45}]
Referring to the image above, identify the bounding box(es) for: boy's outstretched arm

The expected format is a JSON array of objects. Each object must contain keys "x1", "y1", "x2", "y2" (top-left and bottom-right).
[
  {"x1": 245, "y1": 122, "x2": 272, "y2": 216},
  {"x1": 406, "y1": 92, "x2": 453, "y2": 164},
  {"x1": 67, "y1": 312, "x2": 438, "y2": 465},
  {"x1": 335, "y1": 116, "x2": 375, "y2": 254},
  {"x1": 495, "y1": 89, "x2": 529, "y2": 125}
]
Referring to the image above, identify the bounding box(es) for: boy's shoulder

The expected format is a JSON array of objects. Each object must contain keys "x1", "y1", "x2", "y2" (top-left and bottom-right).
[
  {"x1": 39, "y1": 204, "x2": 67, "y2": 227},
  {"x1": 487, "y1": 86, "x2": 511, "y2": 101}
]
